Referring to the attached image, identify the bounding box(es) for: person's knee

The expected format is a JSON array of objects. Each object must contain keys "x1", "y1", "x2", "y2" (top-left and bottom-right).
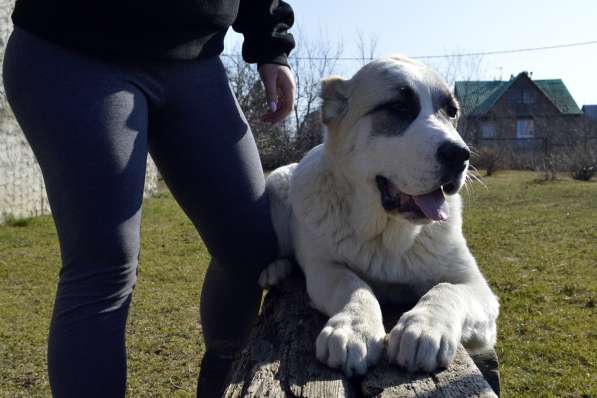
[
  {"x1": 52, "y1": 254, "x2": 138, "y2": 323},
  {"x1": 209, "y1": 237, "x2": 277, "y2": 278},
  {"x1": 200, "y1": 259, "x2": 262, "y2": 345},
  {"x1": 207, "y1": 203, "x2": 279, "y2": 275}
]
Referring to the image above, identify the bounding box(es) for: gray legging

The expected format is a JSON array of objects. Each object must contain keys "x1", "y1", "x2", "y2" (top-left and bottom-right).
[{"x1": 3, "y1": 27, "x2": 277, "y2": 397}]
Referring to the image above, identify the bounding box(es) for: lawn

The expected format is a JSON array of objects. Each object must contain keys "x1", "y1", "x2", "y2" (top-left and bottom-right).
[{"x1": 0, "y1": 171, "x2": 595, "y2": 397}]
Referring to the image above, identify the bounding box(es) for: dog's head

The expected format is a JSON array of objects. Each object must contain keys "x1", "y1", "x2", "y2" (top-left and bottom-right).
[{"x1": 320, "y1": 54, "x2": 469, "y2": 225}]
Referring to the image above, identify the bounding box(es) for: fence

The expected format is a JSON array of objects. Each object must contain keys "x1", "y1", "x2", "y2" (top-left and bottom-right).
[{"x1": 472, "y1": 136, "x2": 597, "y2": 170}]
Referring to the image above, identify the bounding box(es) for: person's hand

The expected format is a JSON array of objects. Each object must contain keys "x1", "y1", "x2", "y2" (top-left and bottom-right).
[{"x1": 258, "y1": 63, "x2": 296, "y2": 124}]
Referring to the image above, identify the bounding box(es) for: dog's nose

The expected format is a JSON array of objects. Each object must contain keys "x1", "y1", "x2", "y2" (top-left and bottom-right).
[{"x1": 436, "y1": 142, "x2": 470, "y2": 174}]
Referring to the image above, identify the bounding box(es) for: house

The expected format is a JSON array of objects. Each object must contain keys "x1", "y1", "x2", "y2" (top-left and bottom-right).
[
  {"x1": 582, "y1": 105, "x2": 597, "y2": 126},
  {"x1": 581, "y1": 105, "x2": 597, "y2": 141},
  {"x1": 454, "y1": 72, "x2": 584, "y2": 156},
  {"x1": 582, "y1": 105, "x2": 597, "y2": 121}
]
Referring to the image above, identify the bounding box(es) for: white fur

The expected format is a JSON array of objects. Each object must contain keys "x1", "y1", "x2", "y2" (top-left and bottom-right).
[{"x1": 260, "y1": 55, "x2": 499, "y2": 376}]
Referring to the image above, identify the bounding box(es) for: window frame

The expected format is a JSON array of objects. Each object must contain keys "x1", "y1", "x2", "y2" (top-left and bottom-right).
[
  {"x1": 516, "y1": 118, "x2": 535, "y2": 138},
  {"x1": 480, "y1": 121, "x2": 497, "y2": 139}
]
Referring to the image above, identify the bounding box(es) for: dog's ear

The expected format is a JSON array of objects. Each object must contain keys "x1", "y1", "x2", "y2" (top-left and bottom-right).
[{"x1": 320, "y1": 76, "x2": 348, "y2": 125}]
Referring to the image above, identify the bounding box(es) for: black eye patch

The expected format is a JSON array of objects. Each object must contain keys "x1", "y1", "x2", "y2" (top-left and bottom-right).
[
  {"x1": 368, "y1": 87, "x2": 421, "y2": 136},
  {"x1": 442, "y1": 98, "x2": 459, "y2": 119},
  {"x1": 369, "y1": 87, "x2": 420, "y2": 117},
  {"x1": 431, "y1": 88, "x2": 459, "y2": 119}
]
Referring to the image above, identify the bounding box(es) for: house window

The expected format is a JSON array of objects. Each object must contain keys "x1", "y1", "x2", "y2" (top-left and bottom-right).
[
  {"x1": 480, "y1": 121, "x2": 496, "y2": 138},
  {"x1": 516, "y1": 118, "x2": 535, "y2": 138}
]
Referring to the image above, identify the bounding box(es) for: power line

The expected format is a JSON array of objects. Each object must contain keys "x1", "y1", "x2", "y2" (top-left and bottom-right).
[
  {"x1": 223, "y1": 39, "x2": 597, "y2": 61},
  {"x1": 412, "y1": 40, "x2": 597, "y2": 59}
]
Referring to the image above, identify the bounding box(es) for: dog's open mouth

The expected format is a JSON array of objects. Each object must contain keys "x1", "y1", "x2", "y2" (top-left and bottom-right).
[{"x1": 375, "y1": 176, "x2": 452, "y2": 221}]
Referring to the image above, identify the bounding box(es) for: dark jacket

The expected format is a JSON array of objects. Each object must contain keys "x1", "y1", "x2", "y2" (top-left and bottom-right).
[{"x1": 11, "y1": 0, "x2": 295, "y2": 65}]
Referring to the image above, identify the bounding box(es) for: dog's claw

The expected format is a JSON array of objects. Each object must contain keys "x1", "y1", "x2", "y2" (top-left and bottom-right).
[
  {"x1": 316, "y1": 312, "x2": 385, "y2": 377},
  {"x1": 387, "y1": 308, "x2": 459, "y2": 373}
]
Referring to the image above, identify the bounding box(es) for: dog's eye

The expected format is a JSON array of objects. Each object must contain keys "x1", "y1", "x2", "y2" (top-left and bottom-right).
[
  {"x1": 369, "y1": 100, "x2": 411, "y2": 117},
  {"x1": 445, "y1": 103, "x2": 458, "y2": 119},
  {"x1": 368, "y1": 87, "x2": 420, "y2": 120},
  {"x1": 386, "y1": 101, "x2": 409, "y2": 114}
]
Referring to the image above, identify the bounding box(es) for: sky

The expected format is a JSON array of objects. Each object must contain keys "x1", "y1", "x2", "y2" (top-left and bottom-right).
[{"x1": 225, "y1": 0, "x2": 597, "y2": 107}]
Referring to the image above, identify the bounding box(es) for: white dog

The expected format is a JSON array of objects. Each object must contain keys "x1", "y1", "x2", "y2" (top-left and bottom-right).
[{"x1": 258, "y1": 55, "x2": 499, "y2": 377}]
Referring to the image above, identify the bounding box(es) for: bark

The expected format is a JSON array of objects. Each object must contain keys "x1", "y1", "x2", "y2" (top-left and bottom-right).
[{"x1": 224, "y1": 274, "x2": 497, "y2": 398}]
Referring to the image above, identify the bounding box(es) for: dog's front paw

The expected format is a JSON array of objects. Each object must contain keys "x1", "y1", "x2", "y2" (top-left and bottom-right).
[
  {"x1": 386, "y1": 308, "x2": 460, "y2": 373},
  {"x1": 316, "y1": 312, "x2": 385, "y2": 377},
  {"x1": 258, "y1": 258, "x2": 294, "y2": 288}
]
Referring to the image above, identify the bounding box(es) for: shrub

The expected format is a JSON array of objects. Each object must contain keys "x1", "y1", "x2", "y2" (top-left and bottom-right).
[
  {"x1": 572, "y1": 164, "x2": 595, "y2": 181},
  {"x1": 563, "y1": 144, "x2": 596, "y2": 181},
  {"x1": 535, "y1": 154, "x2": 558, "y2": 182},
  {"x1": 472, "y1": 148, "x2": 501, "y2": 177},
  {"x1": 3, "y1": 215, "x2": 33, "y2": 227}
]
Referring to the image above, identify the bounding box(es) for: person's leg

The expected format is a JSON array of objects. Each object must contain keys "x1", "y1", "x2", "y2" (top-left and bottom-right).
[
  {"x1": 145, "y1": 57, "x2": 278, "y2": 397},
  {"x1": 3, "y1": 28, "x2": 149, "y2": 398}
]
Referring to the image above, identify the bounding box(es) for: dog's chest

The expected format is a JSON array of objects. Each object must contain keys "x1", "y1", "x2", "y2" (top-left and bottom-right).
[{"x1": 326, "y1": 220, "x2": 450, "y2": 288}]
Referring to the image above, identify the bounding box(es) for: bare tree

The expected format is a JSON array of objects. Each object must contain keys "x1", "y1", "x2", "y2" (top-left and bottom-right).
[
  {"x1": 223, "y1": 31, "x2": 344, "y2": 169},
  {"x1": 289, "y1": 29, "x2": 343, "y2": 135},
  {"x1": 222, "y1": 30, "x2": 381, "y2": 169},
  {"x1": 224, "y1": 50, "x2": 262, "y2": 121},
  {"x1": 430, "y1": 52, "x2": 485, "y2": 145},
  {"x1": 223, "y1": 49, "x2": 293, "y2": 169},
  {"x1": 426, "y1": 51, "x2": 485, "y2": 91},
  {"x1": 356, "y1": 30, "x2": 378, "y2": 66},
  {"x1": 287, "y1": 29, "x2": 344, "y2": 159}
]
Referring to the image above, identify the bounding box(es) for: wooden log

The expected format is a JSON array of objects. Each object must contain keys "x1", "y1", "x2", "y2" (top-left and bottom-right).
[{"x1": 223, "y1": 274, "x2": 497, "y2": 398}]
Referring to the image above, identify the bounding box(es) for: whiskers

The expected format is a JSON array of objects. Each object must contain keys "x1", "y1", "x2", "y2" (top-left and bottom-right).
[
  {"x1": 461, "y1": 164, "x2": 486, "y2": 201},
  {"x1": 463, "y1": 145, "x2": 487, "y2": 198}
]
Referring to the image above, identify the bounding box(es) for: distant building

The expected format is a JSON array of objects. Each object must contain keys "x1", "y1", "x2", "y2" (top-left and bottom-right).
[
  {"x1": 582, "y1": 105, "x2": 597, "y2": 121},
  {"x1": 455, "y1": 72, "x2": 585, "y2": 154},
  {"x1": 582, "y1": 105, "x2": 597, "y2": 137}
]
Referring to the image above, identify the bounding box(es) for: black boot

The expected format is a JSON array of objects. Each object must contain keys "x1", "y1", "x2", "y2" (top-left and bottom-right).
[
  {"x1": 196, "y1": 349, "x2": 236, "y2": 398},
  {"x1": 196, "y1": 261, "x2": 263, "y2": 397}
]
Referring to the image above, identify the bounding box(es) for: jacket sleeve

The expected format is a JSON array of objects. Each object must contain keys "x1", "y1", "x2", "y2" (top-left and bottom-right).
[{"x1": 232, "y1": 0, "x2": 295, "y2": 67}]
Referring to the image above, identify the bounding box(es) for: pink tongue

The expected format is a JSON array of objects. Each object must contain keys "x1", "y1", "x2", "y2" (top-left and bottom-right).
[{"x1": 412, "y1": 188, "x2": 449, "y2": 221}]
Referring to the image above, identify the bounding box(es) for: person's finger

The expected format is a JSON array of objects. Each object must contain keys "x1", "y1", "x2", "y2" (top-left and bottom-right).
[
  {"x1": 263, "y1": 104, "x2": 287, "y2": 124},
  {"x1": 259, "y1": 64, "x2": 296, "y2": 124},
  {"x1": 262, "y1": 73, "x2": 294, "y2": 124}
]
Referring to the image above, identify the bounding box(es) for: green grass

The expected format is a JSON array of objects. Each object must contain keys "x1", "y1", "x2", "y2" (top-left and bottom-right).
[
  {"x1": 0, "y1": 191, "x2": 210, "y2": 397},
  {"x1": 0, "y1": 171, "x2": 595, "y2": 397},
  {"x1": 463, "y1": 171, "x2": 596, "y2": 397}
]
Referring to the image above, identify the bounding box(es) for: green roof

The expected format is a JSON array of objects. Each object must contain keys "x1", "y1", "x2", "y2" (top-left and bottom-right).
[{"x1": 454, "y1": 73, "x2": 582, "y2": 116}]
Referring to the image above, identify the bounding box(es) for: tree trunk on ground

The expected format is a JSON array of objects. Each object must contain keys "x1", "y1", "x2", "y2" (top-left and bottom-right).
[{"x1": 223, "y1": 273, "x2": 498, "y2": 398}]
